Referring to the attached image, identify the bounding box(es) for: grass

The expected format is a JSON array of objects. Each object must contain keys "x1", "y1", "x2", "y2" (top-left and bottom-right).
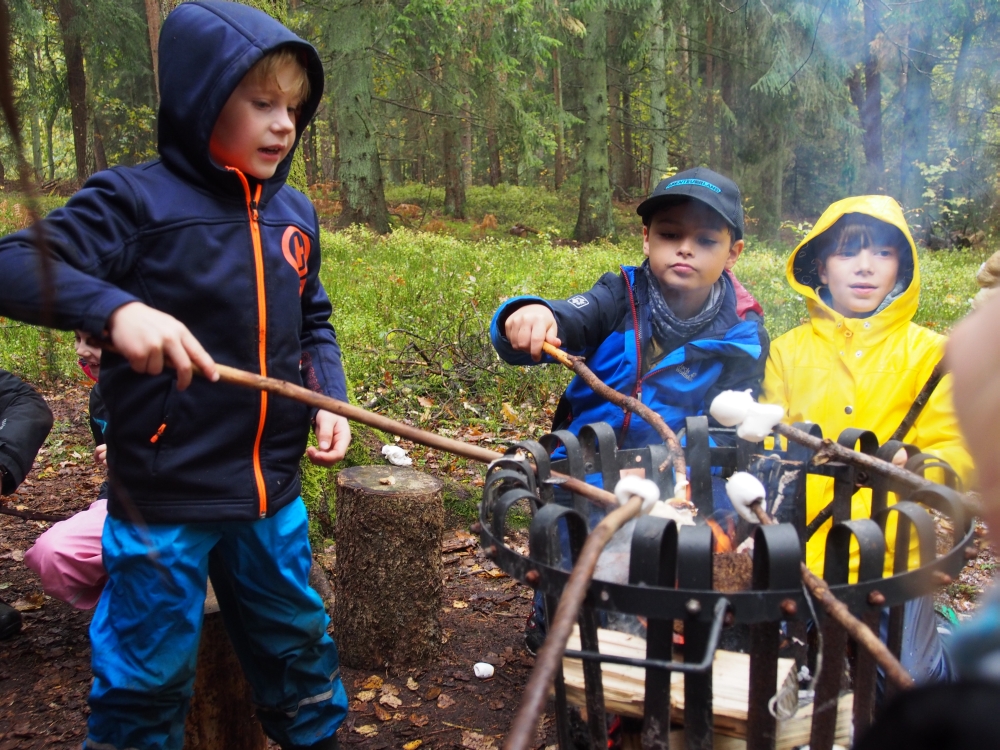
[{"x1": 0, "y1": 185, "x2": 988, "y2": 537}]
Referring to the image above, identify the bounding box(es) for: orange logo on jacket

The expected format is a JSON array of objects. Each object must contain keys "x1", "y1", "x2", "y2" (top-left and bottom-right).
[{"x1": 282, "y1": 226, "x2": 311, "y2": 295}]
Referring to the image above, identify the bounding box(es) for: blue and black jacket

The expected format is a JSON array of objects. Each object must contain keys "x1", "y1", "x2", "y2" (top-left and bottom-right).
[
  {"x1": 0, "y1": 1, "x2": 344, "y2": 523},
  {"x1": 491, "y1": 267, "x2": 769, "y2": 454}
]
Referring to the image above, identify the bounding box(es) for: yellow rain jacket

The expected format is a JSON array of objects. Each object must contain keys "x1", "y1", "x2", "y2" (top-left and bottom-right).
[{"x1": 761, "y1": 195, "x2": 974, "y2": 577}]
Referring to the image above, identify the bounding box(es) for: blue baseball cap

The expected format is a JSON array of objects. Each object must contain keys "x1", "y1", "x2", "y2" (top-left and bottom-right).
[{"x1": 637, "y1": 167, "x2": 744, "y2": 240}]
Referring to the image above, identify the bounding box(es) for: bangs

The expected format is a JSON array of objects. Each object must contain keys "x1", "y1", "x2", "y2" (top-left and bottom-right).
[{"x1": 244, "y1": 47, "x2": 310, "y2": 106}]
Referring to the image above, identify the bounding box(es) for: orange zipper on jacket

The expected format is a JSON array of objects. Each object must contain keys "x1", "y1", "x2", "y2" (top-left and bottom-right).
[{"x1": 230, "y1": 167, "x2": 269, "y2": 518}]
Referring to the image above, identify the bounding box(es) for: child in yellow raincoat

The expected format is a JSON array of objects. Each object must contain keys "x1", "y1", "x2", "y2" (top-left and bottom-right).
[{"x1": 762, "y1": 195, "x2": 974, "y2": 686}]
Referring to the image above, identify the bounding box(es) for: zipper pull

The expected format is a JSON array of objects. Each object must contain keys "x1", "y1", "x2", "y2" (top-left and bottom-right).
[{"x1": 249, "y1": 199, "x2": 259, "y2": 221}]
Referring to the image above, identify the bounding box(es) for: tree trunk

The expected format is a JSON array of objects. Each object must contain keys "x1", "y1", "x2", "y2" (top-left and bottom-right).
[
  {"x1": 144, "y1": 0, "x2": 162, "y2": 106},
  {"x1": 719, "y1": 51, "x2": 734, "y2": 175},
  {"x1": 607, "y1": 20, "x2": 625, "y2": 201},
  {"x1": 332, "y1": 466, "x2": 443, "y2": 668},
  {"x1": 944, "y1": 17, "x2": 975, "y2": 200},
  {"x1": 648, "y1": 3, "x2": 669, "y2": 188},
  {"x1": 574, "y1": 4, "x2": 615, "y2": 242},
  {"x1": 26, "y1": 47, "x2": 43, "y2": 179},
  {"x1": 705, "y1": 14, "x2": 716, "y2": 171},
  {"x1": 900, "y1": 21, "x2": 936, "y2": 222},
  {"x1": 301, "y1": 122, "x2": 315, "y2": 185},
  {"x1": 460, "y1": 94, "x2": 472, "y2": 190},
  {"x1": 622, "y1": 84, "x2": 635, "y2": 194},
  {"x1": 57, "y1": 0, "x2": 89, "y2": 183},
  {"x1": 857, "y1": 0, "x2": 884, "y2": 193},
  {"x1": 92, "y1": 118, "x2": 108, "y2": 172},
  {"x1": 440, "y1": 68, "x2": 466, "y2": 218},
  {"x1": 329, "y1": 0, "x2": 390, "y2": 232},
  {"x1": 45, "y1": 109, "x2": 56, "y2": 181},
  {"x1": 486, "y1": 127, "x2": 502, "y2": 187},
  {"x1": 553, "y1": 48, "x2": 565, "y2": 189}
]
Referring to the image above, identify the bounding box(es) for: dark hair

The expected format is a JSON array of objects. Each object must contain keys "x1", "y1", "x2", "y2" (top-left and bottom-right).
[
  {"x1": 815, "y1": 214, "x2": 908, "y2": 263},
  {"x1": 642, "y1": 197, "x2": 732, "y2": 239}
]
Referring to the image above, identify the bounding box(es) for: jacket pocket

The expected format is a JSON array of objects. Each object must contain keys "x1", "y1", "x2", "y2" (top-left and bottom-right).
[{"x1": 150, "y1": 386, "x2": 179, "y2": 476}]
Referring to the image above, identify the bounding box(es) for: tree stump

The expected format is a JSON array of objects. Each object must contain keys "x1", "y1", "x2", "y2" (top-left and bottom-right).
[
  {"x1": 332, "y1": 465, "x2": 444, "y2": 668},
  {"x1": 184, "y1": 581, "x2": 267, "y2": 749}
]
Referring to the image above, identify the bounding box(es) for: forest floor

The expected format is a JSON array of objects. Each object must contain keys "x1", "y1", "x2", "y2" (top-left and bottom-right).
[{"x1": 0, "y1": 381, "x2": 995, "y2": 749}]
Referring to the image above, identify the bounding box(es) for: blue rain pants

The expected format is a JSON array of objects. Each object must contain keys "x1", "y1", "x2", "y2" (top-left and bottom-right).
[{"x1": 85, "y1": 498, "x2": 348, "y2": 750}]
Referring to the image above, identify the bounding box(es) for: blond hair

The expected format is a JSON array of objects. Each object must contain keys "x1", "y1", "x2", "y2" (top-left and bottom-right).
[{"x1": 243, "y1": 47, "x2": 310, "y2": 106}]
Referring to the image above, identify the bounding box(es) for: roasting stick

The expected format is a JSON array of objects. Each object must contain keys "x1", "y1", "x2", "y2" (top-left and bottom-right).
[
  {"x1": 540, "y1": 341, "x2": 687, "y2": 483},
  {"x1": 747, "y1": 501, "x2": 915, "y2": 690},
  {"x1": 503, "y1": 495, "x2": 645, "y2": 750},
  {"x1": 211, "y1": 364, "x2": 619, "y2": 511}
]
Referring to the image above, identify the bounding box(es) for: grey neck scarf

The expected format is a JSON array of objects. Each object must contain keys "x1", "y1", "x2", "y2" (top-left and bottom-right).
[{"x1": 642, "y1": 260, "x2": 727, "y2": 350}]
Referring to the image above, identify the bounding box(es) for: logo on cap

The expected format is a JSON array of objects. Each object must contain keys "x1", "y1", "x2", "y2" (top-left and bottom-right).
[{"x1": 665, "y1": 178, "x2": 722, "y2": 194}]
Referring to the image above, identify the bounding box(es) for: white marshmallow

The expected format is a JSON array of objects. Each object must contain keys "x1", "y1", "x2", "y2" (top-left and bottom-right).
[
  {"x1": 613, "y1": 476, "x2": 661, "y2": 514},
  {"x1": 710, "y1": 389, "x2": 756, "y2": 427},
  {"x1": 736, "y1": 403, "x2": 785, "y2": 442},
  {"x1": 726, "y1": 471, "x2": 768, "y2": 523},
  {"x1": 473, "y1": 662, "x2": 495, "y2": 679},
  {"x1": 381, "y1": 444, "x2": 413, "y2": 467}
]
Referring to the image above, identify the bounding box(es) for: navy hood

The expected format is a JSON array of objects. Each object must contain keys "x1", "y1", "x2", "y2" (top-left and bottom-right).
[{"x1": 157, "y1": 0, "x2": 324, "y2": 202}]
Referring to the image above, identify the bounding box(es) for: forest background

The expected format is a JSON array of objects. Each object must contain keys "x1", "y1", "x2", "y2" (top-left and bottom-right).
[{"x1": 0, "y1": 0, "x2": 994, "y2": 508}]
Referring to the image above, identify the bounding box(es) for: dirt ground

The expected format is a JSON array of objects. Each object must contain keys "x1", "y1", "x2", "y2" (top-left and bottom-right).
[{"x1": 0, "y1": 381, "x2": 994, "y2": 748}]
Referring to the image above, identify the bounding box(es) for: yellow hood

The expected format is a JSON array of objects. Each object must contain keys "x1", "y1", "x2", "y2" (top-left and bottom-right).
[{"x1": 786, "y1": 195, "x2": 919, "y2": 343}]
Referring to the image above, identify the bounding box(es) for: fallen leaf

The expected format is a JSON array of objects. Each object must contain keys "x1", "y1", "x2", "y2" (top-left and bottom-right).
[
  {"x1": 380, "y1": 682, "x2": 400, "y2": 696},
  {"x1": 461, "y1": 730, "x2": 497, "y2": 750},
  {"x1": 425, "y1": 687, "x2": 442, "y2": 700},
  {"x1": 363, "y1": 675, "x2": 384, "y2": 690},
  {"x1": 488, "y1": 700, "x2": 505, "y2": 711},
  {"x1": 11, "y1": 549, "x2": 24, "y2": 562},
  {"x1": 12, "y1": 593, "x2": 44, "y2": 612},
  {"x1": 437, "y1": 693, "x2": 456, "y2": 709},
  {"x1": 348, "y1": 700, "x2": 368, "y2": 712},
  {"x1": 374, "y1": 704, "x2": 392, "y2": 721},
  {"x1": 452, "y1": 600, "x2": 469, "y2": 609},
  {"x1": 393, "y1": 712, "x2": 406, "y2": 721},
  {"x1": 403, "y1": 741, "x2": 423, "y2": 750},
  {"x1": 353, "y1": 724, "x2": 378, "y2": 738},
  {"x1": 417, "y1": 397, "x2": 435, "y2": 408},
  {"x1": 355, "y1": 690, "x2": 377, "y2": 702},
  {"x1": 410, "y1": 714, "x2": 430, "y2": 728},
  {"x1": 501, "y1": 402, "x2": 520, "y2": 423},
  {"x1": 379, "y1": 475, "x2": 396, "y2": 486},
  {"x1": 406, "y1": 677, "x2": 420, "y2": 691},
  {"x1": 379, "y1": 693, "x2": 402, "y2": 709}
]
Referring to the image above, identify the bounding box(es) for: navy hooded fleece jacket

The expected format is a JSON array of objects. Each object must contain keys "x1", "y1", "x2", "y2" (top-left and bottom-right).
[{"x1": 0, "y1": 1, "x2": 345, "y2": 523}]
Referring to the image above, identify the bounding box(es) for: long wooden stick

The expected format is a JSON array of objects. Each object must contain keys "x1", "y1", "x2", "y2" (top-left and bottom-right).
[
  {"x1": 540, "y1": 341, "x2": 686, "y2": 480},
  {"x1": 212, "y1": 364, "x2": 619, "y2": 511},
  {"x1": 503, "y1": 495, "x2": 644, "y2": 750},
  {"x1": 750, "y1": 503, "x2": 915, "y2": 690}
]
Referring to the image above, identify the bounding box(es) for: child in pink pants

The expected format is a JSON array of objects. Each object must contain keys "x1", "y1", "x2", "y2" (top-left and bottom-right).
[{"x1": 24, "y1": 332, "x2": 108, "y2": 608}]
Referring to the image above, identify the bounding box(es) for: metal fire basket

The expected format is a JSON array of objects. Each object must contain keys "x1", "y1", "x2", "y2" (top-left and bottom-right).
[{"x1": 476, "y1": 417, "x2": 974, "y2": 750}]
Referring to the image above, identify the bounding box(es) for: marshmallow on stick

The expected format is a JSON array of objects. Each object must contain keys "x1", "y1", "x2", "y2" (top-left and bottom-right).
[{"x1": 710, "y1": 391, "x2": 785, "y2": 442}]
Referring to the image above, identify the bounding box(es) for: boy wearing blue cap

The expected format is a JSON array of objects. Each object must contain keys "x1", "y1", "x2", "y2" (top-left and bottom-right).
[
  {"x1": 0, "y1": 2, "x2": 348, "y2": 748},
  {"x1": 491, "y1": 167, "x2": 769, "y2": 651},
  {"x1": 492, "y1": 167, "x2": 768, "y2": 454}
]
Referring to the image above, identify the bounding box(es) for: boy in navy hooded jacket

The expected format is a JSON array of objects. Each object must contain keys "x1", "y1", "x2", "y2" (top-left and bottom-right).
[{"x1": 0, "y1": 3, "x2": 349, "y2": 748}]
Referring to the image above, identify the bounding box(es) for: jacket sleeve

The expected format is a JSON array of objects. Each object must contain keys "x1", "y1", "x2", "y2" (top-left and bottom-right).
[
  {"x1": 704, "y1": 321, "x2": 771, "y2": 419},
  {"x1": 298, "y1": 207, "x2": 348, "y2": 402},
  {"x1": 0, "y1": 370, "x2": 54, "y2": 494},
  {"x1": 908, "y1": 372, "x2": 976, "y2": 490},
  {"x1": 0, "y1": 170, "x2": 143, "y2": 334},
  {"x1": 490, "y1": 272, "x2": 626, "y2": 366}
]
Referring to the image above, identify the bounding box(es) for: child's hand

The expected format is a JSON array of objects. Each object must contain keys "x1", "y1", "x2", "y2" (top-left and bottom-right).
[
  {"x1": 504, "y1": 304, "x2": 561, "y2": 362},
  {"x1": 108, "y1": 302, "x2": 219, "y2": 390},
  {"x1": 94, "y1": 444, "x2": 107, "y2": 466},
  {"x1": 307, "y1": 410, "x2": 351, "y2": 467}
]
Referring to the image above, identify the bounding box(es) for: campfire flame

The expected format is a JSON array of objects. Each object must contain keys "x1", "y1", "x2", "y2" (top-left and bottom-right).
[{"x1": 706, "y1": 518, "x2": 734, "y2": 553}]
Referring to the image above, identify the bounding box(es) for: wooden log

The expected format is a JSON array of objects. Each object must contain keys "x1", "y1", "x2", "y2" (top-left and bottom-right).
[
  {"x1": 184, "y1": 582, "x2": 267, "y2": 749},
  {"x1": 332, "y1": 465, "x2": 444, "y2": 668}
]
